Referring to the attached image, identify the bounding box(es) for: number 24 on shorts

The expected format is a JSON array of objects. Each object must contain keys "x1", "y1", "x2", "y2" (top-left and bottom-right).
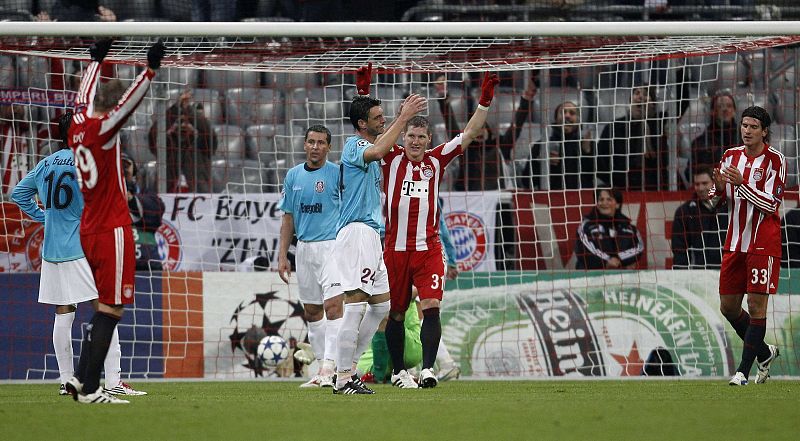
[{"x1": 361, "y1": 268, "x2": 377, "y2": 285}]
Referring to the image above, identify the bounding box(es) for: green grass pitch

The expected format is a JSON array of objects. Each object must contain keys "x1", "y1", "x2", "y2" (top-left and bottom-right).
[{"x1": 2, "y1": 380, "x2": 799, "y2": 440}]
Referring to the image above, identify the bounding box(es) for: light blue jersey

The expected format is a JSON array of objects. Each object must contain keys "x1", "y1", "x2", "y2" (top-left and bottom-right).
[
  {"x1": 10, "y1": 148, "x2": 84, "y2": 262},
  {"x1": 338, "y1": 135, "x2": 384, "y2": 234},
  {"x1": 279, "y1": 161, "x2": 340, "y2": 241}
]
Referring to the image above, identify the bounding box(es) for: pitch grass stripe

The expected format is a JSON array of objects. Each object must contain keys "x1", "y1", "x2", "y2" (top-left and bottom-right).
[{"x1": 3, "y1": 381, "x2": 800, "y2": 440}]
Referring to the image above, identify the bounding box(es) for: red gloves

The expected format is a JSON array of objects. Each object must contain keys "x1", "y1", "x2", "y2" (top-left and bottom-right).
[
  {"x1": 479, "y1": 72, "x2": 500, "y2": 107},
  {"x1": 356, "y1": 62, "x2": 373, "y2": 96}
]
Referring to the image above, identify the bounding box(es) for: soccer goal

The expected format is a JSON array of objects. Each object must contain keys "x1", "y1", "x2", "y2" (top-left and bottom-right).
[{"x1": 0, "y1": 21, "x2": 799, "y2": 380}]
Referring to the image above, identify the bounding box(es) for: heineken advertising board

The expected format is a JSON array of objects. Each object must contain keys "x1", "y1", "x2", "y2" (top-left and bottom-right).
[{"x1": 442, "y1": 271, "x2": 800, "y2": 377}]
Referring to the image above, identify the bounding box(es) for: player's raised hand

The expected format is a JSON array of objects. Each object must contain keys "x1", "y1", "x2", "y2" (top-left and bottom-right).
[
  {"x1": 89, "y1": 38, "x2": 114, "y2": 63},
  {"x1": 478, "y1": 72, "x2": 500, "y2": 107},
  {"x1": 147, "y1": 39, "x2": 167, "y2": 70},
  {"x1": 399, "y1": 93, "x2": 427, "y2": 119},
  {"x1": 356, "y1": 62, "x2": 373, "y2": 96}
]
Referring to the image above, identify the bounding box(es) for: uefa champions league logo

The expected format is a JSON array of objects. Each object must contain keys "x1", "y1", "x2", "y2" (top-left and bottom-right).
[{"x1": 228, "y1": 291, "x2": 306, "y2": 376}]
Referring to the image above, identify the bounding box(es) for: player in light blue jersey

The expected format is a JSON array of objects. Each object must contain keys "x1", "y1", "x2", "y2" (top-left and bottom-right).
[
  {"x1": 332, "y1": 62, "x2": 428, "y2": 394},
  {"x1": 10, "y1": 111, "x2": 145, "y2": 398},
  {"x1": 277, "y1": 125, "x2": 343, "y2": 388}
]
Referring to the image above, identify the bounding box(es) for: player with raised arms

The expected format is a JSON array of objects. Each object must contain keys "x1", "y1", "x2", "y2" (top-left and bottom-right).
[
  {"x1": 11, "y1": 112, "x2": 146, "y2": 398},
  {"x1": 332, "y1": 63, "x2": 427, "y2": 394},
  {"x1": 381, "y1": 72, "x2": 498, "y2": 388},
  {"x1": 708, "y1": 106, "x2": 784, "y2": 386},
  {"x1": 64, "y1": 38, "x2": 165, "y2": 403}
]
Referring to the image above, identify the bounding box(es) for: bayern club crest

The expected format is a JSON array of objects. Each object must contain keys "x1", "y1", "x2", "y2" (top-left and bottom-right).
[
  {"x1": 445, "y1": 211, "x2": 487, "y2": 271},
  {"x1": 315, "y1": 180, "x2": 325, "y2": 193},
  {"x1": 421, "y1": 165, "x2": 434, "y2": 180},
  {"x1": 751, "y1": 167, "x2": 764, "y2": 181},
  {"x1": 156, "y1": 219, "x2": 182, "y2": 271}
]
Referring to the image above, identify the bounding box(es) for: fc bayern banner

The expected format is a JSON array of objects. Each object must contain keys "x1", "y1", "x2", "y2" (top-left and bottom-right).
[
  {"x1": 159, "y1": 193, "x2": 284, "y2": 271},
  {"x1": 440, "y1": 191, "x2": 500, "y2": 272}
]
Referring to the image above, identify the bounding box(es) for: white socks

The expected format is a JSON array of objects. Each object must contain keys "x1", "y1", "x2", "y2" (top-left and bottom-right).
[
  {"x1": 104, "y1": 327, "x2": 121, "y2": 389},
  {"x1": 306, "y1": 317, "x2": 327, "y2": 367},
  {"x1": 335, "y1": 302, "x2": 366, "y2": 388},
  {"x1": 53, "y1": 311, "x2": 124, "y2": 387},
  {"x1": 352, "y1": 301, "x2": 390, "y2": 367},
  {"x1": 324, "y1": 317, "x2": 342, "y2": 374},
  {"x1": 53, "y1": 312, "x2": 75, "y2": 384}
]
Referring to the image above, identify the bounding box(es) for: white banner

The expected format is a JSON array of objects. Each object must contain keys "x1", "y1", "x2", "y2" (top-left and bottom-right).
[
  {"x1": 158, "y1": 191, "x2": 502, "y2": 273},
  {"x1": 440, "y1": 191, "x2": 500, "y2": 272},
  {"x1": 158, "y1": 193, "x2": 284, "y2": 271}
]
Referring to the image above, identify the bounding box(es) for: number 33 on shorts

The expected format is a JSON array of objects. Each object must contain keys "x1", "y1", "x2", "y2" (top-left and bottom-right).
[{"x1": 747, "y1": 255, "x2": 780, "y2": 294}]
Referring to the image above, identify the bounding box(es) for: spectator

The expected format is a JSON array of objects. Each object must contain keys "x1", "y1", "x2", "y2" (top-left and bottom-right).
[
  {"x1": 782, "y1": 207, "x2": 800, "y2": 269},
  {"x1": 574, "y1": 188, "x2": 643, "y2": 270},
  {"x1": 191, "y1": 0, "x2": 237, "y2": 21},
  {"x1": 436, "y1": 73, "x2": 536, "y2": 191},
  {"x1": 597, "y1": 84, "x2": 669, "y2": 191},
  {"x1": 48, "y1": 1, "x2": 116, "y2": 21},
  {"x1": 524, "y1": 101, "x2": 595, "y2": 190},
  {"x1": 671, "y1": 167, "x2": 728, "y2": 269},
  {"x1": 122, "y1": 152, "x2": 165, "y2": 271},
  {"x1": 690, "y1": 90, "x2": 738, "y2": 175},
  {"x1": 149, "y1": 91, "x2": 217, "y2": 193}
]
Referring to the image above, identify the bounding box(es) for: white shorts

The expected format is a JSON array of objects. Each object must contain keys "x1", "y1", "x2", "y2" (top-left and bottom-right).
[
  {"x1": 333, "y1": 222, "x2": 389, "y2": 296},
  {"x1": 296, "y1": 239, "x2": 343, "y2": 305},
  {"x1": 38, "y1": 258, "x2": 98, "y2": 306}
]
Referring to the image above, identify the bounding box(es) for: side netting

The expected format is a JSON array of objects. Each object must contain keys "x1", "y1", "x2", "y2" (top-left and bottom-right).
[{"x1": 0, "y1": 22, "x2": 799, "y2": 379}]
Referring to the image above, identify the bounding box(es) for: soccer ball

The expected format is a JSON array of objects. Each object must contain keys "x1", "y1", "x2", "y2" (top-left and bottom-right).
[{"x1": 257, "y1": 335, "x2": 290, "y2": 367}]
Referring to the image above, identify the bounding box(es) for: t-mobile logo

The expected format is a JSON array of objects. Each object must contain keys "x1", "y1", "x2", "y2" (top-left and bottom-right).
[{"x1": 401, "y1": 180, "x2": 429, "y2": 198}]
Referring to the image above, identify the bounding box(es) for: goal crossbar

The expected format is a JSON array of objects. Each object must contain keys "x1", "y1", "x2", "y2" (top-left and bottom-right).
[{"x1": 3, "y1": 21, "x2": 800, "y2": 37}]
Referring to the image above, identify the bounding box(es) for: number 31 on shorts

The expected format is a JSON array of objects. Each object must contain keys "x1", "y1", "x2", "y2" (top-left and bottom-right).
[{"x1": 431, "y1": 273, "x2": 445, "y2": 290}]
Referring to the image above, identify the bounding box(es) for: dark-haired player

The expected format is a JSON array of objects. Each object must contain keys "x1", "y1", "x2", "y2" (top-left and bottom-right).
[
  {"x1": 64, "y1": 38, "x2": 165, "y2": 403},
  {"x1": 709, "y1": 106, "x2": 784, "y2": 386},
  {"x1": 331, "y1": 63, "x2": 427, "y2": 394}
]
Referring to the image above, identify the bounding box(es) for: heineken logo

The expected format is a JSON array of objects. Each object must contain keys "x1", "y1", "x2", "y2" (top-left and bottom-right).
[
  {"x1": 584, "y1": 286, "x2": 728, "y2": 377},
  {"x1": 517, "y1": 290, "x2": 605, "y2": 376},
  {"x1": 446, "y1": 277, "x2": 730, "y2": 378}
]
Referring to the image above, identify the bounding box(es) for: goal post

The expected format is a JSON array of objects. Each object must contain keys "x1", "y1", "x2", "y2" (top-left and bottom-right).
[{"x1": 1, "y1": 22, "x2": 799, "y2": 380}]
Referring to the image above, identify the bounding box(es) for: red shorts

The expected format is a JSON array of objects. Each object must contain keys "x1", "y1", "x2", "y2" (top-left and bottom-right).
[
  {"x1": 81, "y1": 226, "x2": 136, "y2": 305},
  {"x1": 719, "y1": 251, "x2": 780, "y2": 295},
  {"x1": 384, "y1": 247, "x2": 447, "y2": 314}
]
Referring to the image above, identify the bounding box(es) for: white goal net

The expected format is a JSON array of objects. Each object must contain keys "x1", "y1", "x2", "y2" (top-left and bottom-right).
[{"x1": 1, "y1": 22, "x2": 799, "y2": 380}]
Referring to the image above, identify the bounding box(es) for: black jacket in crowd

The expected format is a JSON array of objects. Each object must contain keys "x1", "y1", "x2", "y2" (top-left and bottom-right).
[
  {"x1": 670, "y1": 197, "x2": 728, "y2": 269},
  {"x1": 128, "y1": 180, "x2": 166, "y2": 271},
  {"x1": 439, "y1": 92, "x2": 532, "y2": 191},
  {"x1": 782, "y1": 208, "x2": 800, "y2": 269},
  {"x1": 574, "y1": 207, "x2": 644, "y2": 270},
  {"x1": 596, "y1": 113, "x2": 669, "y2": 191}
]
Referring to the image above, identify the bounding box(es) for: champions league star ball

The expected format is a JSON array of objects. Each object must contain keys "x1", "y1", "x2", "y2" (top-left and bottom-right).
[{"x1": 257, "y1": 335, "x2": 290, "y2": 367}]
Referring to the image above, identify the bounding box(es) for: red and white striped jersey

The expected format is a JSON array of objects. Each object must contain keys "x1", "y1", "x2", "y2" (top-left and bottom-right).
[
  {"x1": 382, "y1": 135, "x2": 463, "y2": 251},
  {"x1": 708, "y1": 144, "x2": 785, "y2": 257},
  {"x1": 68, "y1": 61, "x2": 155, "y2": 235}
]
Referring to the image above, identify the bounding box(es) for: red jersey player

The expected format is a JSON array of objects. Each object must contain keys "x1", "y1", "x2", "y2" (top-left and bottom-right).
[
  {"x1": 65, "y1": 39, "x2": 165, "y2": 404},
  {"x1": 708, "y1": 106, "x2": 783, "y2": 386},
  {"x1": 381, "y1": 72, "x2": 498, "y2": 388}
]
